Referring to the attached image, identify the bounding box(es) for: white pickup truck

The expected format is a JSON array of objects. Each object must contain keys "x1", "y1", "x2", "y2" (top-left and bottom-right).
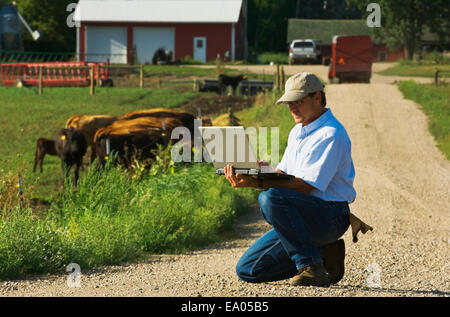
[{"x1": 288, "y1": 39, "x2": 321, "y2": 65}]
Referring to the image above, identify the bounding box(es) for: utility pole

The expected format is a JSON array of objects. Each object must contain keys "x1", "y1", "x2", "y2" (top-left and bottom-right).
[{"x1": 296, "y1": 0, "x2": 300, "y2": 18}]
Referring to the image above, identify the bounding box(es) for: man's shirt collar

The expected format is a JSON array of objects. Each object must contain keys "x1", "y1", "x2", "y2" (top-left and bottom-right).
[{"x1": 297, "y1": 108, "x2": 332, "y2": 139}]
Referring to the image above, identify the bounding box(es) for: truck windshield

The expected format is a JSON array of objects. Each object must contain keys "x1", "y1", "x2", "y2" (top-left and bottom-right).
[{"x1": 293, "y1": 42, "x2": 313, "y2": 48}]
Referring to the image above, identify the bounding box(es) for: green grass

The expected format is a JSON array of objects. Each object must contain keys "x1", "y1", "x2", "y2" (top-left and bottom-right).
[
  {"x1": 257, "y1": 52, "x2": 289, "y2": 65},
  {"x1": 398, "y1": 81, "x2": 450, "y2": 159},
  {"x1": 378, "y1": 63, "x2": 450, "y2": 78},
  {"x1": 143, "y1": 65, "x2": 269, "y2": 80},
  {"x1": 0, "y1": 160, "x2": 257, "y2": 279},
  {"x1": 236, "y1": 92, "x2": 295, "y2": 164},
  {"x1": 144, "y1": 65, "x2": 220, "y2": 77},
  {"x1": 143, "y1": 65, "x2": 273, "y2": 82},
  {"x1": 0, "y1": 86, "x2": 199, "y2": 200}
]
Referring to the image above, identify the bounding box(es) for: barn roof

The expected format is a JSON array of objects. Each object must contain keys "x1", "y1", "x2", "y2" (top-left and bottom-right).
[
  {"x1": 287, "y1": 19, "x2": 372, "y2": 45},
  {"x1": 74, "y1": 0, "x2": 243, "y2": 23}
]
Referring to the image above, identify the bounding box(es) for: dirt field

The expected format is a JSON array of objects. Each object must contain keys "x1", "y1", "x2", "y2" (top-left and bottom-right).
[{"x1": 1, "y1": 65, "x2": 449, "y2": 297}]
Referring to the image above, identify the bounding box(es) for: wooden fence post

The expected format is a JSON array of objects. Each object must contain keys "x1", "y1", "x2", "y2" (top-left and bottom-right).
[
  {"x1": 435, "y1": 69, "x2": 439, "y2": 86},
  {"x1": 38, "y1": 66, "x2": 43, "y2": 95},
  {"x1": 140, "y1": 64, "x2": 144, "y2": 89},
  {"x1": 96, "y1": 65, "x2": 100, "y2": 87},
  {"x1": 193, "y1": 79, "x2": 199, "y2": 92},
  {"x1": 273, "y1": 65, "x2": 278, "y2": 92},
  {"x1": 281, "y1": 66, "x2": 285, "y2": 91},
  {"x1": 275, "y1": 64, "x2": 281, "y2": 91},
  {"x1": 216, "y1": 54, "x2": 223, "y2": 76},
  {"x1": 90, "y1": 65, "x2": 95, "y2": 95}
]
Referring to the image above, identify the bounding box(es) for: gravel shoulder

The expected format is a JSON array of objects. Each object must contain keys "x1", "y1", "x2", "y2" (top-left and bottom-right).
[{"x1": 1, "y1": 67, "x2": 449, "y2": 297}]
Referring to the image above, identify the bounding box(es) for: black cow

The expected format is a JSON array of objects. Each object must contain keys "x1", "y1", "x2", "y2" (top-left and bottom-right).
[
  {"x1": 33, "y1": 138, "x2": 57, "y2": 173},
  {"x1": 55, "y1": 127, "x2": 87, "y2": 186},
  {"x1": 152, "y1": 48, "x2": 173, "y2": 65},
  {"x1": 218, "y1": 74, "x2": 246, "y2": 96}
]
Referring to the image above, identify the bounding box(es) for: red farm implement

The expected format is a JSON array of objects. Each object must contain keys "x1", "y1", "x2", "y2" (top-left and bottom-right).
[
  {"x1": 328, "y1": 35, "x2": 373, "y2": 83},
  {"x1": 0, "y1": 61, "x2": 111, "y2": 87}
]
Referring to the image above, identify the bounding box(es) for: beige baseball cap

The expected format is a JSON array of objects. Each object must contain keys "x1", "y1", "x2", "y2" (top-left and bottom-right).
[{"x1": 276, "y1": 72, "x2": 324, "y2": 105}]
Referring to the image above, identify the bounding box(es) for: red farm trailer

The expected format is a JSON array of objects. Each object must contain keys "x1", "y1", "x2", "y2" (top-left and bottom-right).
[
  {"x1": 0, "y1": 61, "x2": 111, "y2": 87},
  {"x1": 328, "y1": 35, "x2": 372, "y2": 83}
]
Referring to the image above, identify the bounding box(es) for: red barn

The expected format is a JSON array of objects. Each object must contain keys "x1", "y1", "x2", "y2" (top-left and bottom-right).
[{"x1": 74, "y1": 0, "x2": 245, "y2": 64}]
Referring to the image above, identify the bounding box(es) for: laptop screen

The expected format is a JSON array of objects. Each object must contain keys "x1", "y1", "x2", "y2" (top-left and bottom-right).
[{"x1": 199, "y1": 126, "x2": 260, "y2": 170}]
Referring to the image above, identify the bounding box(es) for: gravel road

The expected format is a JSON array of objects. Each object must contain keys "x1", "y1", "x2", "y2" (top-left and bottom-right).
[{"x1": 1, "y1": 65, "x2": 449, "y2": 297}]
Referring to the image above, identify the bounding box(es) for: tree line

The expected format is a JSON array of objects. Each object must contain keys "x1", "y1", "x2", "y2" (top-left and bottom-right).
[
  {"x1": 348, "y1": 0, "x2": 449, "y2": 60},
  {"x1": 247, "y1": 0, "x2": 362, "y2": 54},
  {"x1": 0, "y1": 0, "x2": 75, "y2": 52},
  {"x1": 1, "y1": 0, "x2": 448, "y2": 59}
]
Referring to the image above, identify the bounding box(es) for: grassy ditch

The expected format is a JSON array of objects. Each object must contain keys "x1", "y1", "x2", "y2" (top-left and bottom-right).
[
  {"x1": 397, "y1": 81, "x2": 450, "y2": 159},
  {"x1": 0, "y1": 154, "x2": 257, "y2": 279}
]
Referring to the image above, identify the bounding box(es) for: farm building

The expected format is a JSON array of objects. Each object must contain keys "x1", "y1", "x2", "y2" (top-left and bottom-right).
[
  {"x1": 287, "y1": 19, "x2": 405, "y2": 62},
  {"x1": 74, "y1": 0, "x2": 246, "y2": 64}
]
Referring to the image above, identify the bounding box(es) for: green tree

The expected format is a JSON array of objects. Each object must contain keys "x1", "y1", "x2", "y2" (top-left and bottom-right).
[
  {"x1": 347, "y1": 0, "x2": 450, "y2": 60},
  {"x1": 1, "y1": 0, "x2": 75, "y2": 52},
  {"x1": 247, "y1": 0, "x2": 362, "y2": 55}
]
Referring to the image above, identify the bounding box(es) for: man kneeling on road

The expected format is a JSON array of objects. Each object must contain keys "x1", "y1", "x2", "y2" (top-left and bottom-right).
[{"x1": 224, "y1": 72, "x2": 356, "y2": 287}]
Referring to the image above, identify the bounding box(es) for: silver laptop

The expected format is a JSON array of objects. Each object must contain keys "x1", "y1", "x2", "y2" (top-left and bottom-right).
[{"x1": 199, "y1": 126, "x2": 294, "y2": 179}]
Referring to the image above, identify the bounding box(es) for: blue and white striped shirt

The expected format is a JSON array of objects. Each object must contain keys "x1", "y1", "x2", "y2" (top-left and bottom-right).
[{"x1": 277, "y1": 109, "x2": 356, "y2": 203}]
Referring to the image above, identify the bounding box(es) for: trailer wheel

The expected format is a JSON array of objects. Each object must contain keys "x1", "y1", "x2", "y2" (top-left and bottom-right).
[
  {"x1": 329, "y1": 78, "x2": 340, "y2": 84},
  {"x1": 316, "y1": 55, "x2": 322, "y2": 65}
]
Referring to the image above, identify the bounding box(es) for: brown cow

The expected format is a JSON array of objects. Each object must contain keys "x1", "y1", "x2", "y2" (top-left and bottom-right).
[
  {"x1": 94, "y1": 115, "x2": 197, "y2": 167},
  {"x1": 33, "y1": 138, "x2": 57, "y2": 173},
  {"x1": 65, "y1": 114, "x2": 119, "y2": 163},
  {"x1": 95, "y1": 116, "x2": 195, "y2": 143},
  {"x1": 119, "y1": 108, "x2": 196, "y2": 130}
]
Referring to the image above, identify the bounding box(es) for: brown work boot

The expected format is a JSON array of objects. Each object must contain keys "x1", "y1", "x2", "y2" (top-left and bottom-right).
[
  {"x1": 290, "y1": 263, "x2": 330, "y2": 287},
  {"x1": 320, "y1": 239, "x2": 346, "y2": 284}
]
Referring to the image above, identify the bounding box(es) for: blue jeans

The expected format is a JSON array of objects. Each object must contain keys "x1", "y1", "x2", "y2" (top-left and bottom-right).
[{"x1": 236, "y1": 188, "x2": 350, "y2": 283}]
